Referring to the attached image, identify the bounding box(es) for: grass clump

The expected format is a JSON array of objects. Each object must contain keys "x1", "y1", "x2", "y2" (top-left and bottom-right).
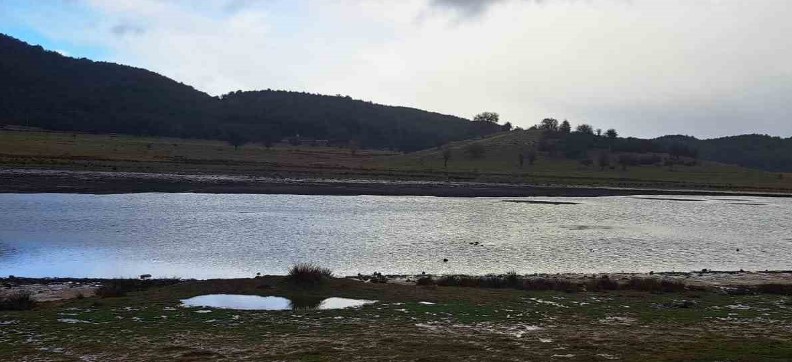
[
  {"x1": 286, "y1": 263, "x2": 333, "y2": 286},
  {"x1": 0, "y1": 291, "x2": 36, "y2": 311}
]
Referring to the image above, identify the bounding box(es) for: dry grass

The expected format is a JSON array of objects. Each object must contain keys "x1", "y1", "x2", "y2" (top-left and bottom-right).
[
  {"x1": 433, "y1": 274, "x2": 695, "y2": 293},
  {"x1": 0, "y1": 291, "x2": 35, "y2": 310}
]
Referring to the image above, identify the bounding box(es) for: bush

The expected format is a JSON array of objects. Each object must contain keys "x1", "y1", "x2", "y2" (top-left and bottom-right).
[
  {"x1": 755, "y1": 284, "x2": 792, "y2": 295},
  {"x1": 624, "y1": 278, "x2": 688, "y2": 293},
  {"x1": 587, "y1": 276, "x2": 620, "y2": 291},
  {"x1": 96, "y1": 282, "x2": 128, "y2": 298},
  {"x1": 464, "y1": 143, "x2": 486, "y2": 159},
  {"x1": 0, "y1": 291, "x2": 36, "y2": 311},
  {"x1": 416, "y1": 276, "x2": 434, "y2": 286},
  {"x1": 286, "y1": 263, "x2": 333, "y2": 286}
]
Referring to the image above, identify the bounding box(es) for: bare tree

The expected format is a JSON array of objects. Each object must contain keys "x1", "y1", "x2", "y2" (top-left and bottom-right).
[{"x1": 442, "y1": 148, "x2": 452, "y2": 168}]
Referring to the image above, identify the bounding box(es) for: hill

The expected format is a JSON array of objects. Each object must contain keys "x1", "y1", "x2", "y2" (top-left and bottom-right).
[
  {"x1": 383, "y1": 129, "x2": 791, "y2": 191},
  {"x1": 2, "y1": 32, "x2": 792, "y2": 170},
  {"x1": 655, "y1": 134, "x2": 792, "y2": 172},
  {"x1": 0, "y1": 33, "x2": 500, "y2": 152}
]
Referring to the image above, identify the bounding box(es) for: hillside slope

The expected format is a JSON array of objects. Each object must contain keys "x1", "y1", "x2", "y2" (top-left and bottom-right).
[
  {"x1": 655, "y1": 135, "x2": 792, "y2": 172},
  {"x1": 384, "y1": 130, "x2": 791, "y2": 190},
  {"x1": 0, "y1": 34, "x2": 499, "y2": 151}
]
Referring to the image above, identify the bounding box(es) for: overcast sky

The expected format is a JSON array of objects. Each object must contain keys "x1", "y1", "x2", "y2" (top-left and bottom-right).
[{"x1": 1, "y1": 0, "x2": 791, "y2": 138}]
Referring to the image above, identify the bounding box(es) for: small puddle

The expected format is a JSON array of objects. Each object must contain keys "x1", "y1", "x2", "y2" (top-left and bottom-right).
[{"x1": 180, "y1": 294, "x2": 376, "y2": 311}]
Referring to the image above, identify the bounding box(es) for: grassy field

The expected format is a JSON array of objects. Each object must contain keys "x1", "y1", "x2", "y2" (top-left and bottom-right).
[
  {"x1": 2, "y1": 129, "x2": 791, "y2": 192},
  {"x1": 2, "y1": 276, "x2": 791, "y2": 361}
]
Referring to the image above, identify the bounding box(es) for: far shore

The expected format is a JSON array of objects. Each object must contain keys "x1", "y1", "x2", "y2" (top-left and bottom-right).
[{"x1": 2, "y1": 168, "x2": 792, "y2": 198}]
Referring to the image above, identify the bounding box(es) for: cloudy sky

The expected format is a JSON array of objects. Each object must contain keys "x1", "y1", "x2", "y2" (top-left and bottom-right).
[{"x1": 1, "y1": 0, "x2": 791, "y2": 138}]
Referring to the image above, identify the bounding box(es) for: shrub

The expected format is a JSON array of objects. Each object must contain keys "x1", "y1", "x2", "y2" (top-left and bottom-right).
[
  {"x1": 587, "y1": 276, "x2": 620, "y2": 291},
  {"x1": 755, "y1": 283, "x2": 792, "y2": 295},
  {"x1": 96, "y1": 282, "x2": 128, "y2": 298},
  {"x1": 416, "y1": 276, "x2": 435, "y2": 286},
  {"x1": 0, "y1": 291, "x2": 36, "y2": 311},
  {"x1": 624, "y1": 278, "x2": 687, "y2": 293},
  {"x1": 464, "y1": 143, "x2": 486, "y2": 159},
  {"x1": 286, "y1": 263, "x2": 333, "y2": 286}
]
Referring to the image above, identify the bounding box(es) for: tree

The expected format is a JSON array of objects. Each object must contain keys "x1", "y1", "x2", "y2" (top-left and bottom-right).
[
  {"x1": 617, "y1": 154, "x2": 634, "y2": 171},
  {"x1": 596, "y1": 128, "x2": 602, "y2": 136},
  {"x1": 597, "y1": 152, "x2": 610, "y2": 170},
  {"x1": 501, "y1": 122, "x2": 513, "y2": 132},
  {"x1": 261, "y1": 134, "x2": 275, "y2": 149},
  {"x1": 527, "y1": 148, "x2": 537, "y2": 165},
  {"x1": 465, "y1": 143, "x2": 486, "y2": 159},
  {"x1": 559, "y1": 120, "x2": 571, "y2": 134},
  {"x1": 538, "y1": 118, "x2": 559, "y2": 132},
  {"x1": 575, "y1": 124, "x2": 594, "y2": 135},
  {"x1": 225, "y1": 131, "x2": 249, "y2": 150},
  {"x1": 473, "y1": 112, "x2": 499, "y2": 123},
  {"x1": 442, "y1": 148, "x2": 452, "y2": 168},
  {"x1": 605, "y1": 128, "x2": 618, "y2": 139}
]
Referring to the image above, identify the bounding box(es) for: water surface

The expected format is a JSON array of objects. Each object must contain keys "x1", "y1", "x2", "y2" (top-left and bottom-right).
[
  {"x1": 1, "y1": 193, "x2": 790, "y2": 278},
  {"x1": 180, "y1": 294, "x2": 375, "y2": 310}
]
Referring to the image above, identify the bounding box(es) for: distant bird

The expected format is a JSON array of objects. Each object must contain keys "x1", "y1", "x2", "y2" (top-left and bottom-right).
[
  {"x1": 443, "y1": 258, "x2": 448, "y2": 263},
  {"x1": 421, "y1": 271, "x2": 426, "y2": 275},
  {"x1": 736, "y1": 248, "x2": 740, "y2": 252}
]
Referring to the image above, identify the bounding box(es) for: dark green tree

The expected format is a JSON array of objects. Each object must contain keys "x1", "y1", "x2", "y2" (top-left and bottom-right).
[
  {"x1": 575, "y1": 124, "x2": 594, "y2": 135},
  {"x1": 559, "y1": 120, "x2": 571, "y2": 134},
  {"x1": 473, "y1": 112, "x2": 499, "y2": 123}
]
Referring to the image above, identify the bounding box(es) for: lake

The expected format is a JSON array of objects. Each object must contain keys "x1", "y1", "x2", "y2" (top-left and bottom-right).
[{"x1": 1, "y1": 193, "x2": 790, "y2": 279}]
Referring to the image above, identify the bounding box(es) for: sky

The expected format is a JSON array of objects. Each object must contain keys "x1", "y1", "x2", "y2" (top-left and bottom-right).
[{"x1": 1, "y1": 0, "x2": 791, "y2": 139}]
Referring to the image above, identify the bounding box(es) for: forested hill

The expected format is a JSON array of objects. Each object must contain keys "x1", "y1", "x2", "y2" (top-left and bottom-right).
[
  {"x1": 0, "y1": 34, "x2": 499, "y2": 151},
  {"x1": 654, "y1": 135, "x2": 792, "y2": 172}
]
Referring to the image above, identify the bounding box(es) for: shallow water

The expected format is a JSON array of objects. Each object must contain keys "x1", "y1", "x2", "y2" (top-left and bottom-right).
[
  {"x1": 1, "y1": 193, "x2": 791, "y2": 278},
  {"x1": 180, "y1": 294, "x2": 375, "y2": 310}
]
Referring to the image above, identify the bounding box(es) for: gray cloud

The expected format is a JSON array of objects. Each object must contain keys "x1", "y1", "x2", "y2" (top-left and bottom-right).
[
  {"x1": 430, "y1": 0, "x2": 508, "y2": 18},
  {"x1": 110, "y1": 23, "x2": 145, "y2": 36}
]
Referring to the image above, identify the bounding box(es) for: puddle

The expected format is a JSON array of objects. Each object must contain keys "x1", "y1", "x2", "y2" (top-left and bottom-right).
[{"x1": 180, "y1": 294, "x2": 376, "y2": 311}]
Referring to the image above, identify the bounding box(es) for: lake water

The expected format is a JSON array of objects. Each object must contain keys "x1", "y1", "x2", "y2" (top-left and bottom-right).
[
  {"x1": 1, "y1": 193, "x2": 790, "y2": 279},
  {"x1": 180, "y1": 295, "x2": 376, "y2": 310}
]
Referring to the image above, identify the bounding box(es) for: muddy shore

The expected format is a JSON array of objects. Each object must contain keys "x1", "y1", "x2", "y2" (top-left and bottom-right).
[
  {"x1": 4, "y1": 270, "x2": 791, "y2": 302},
  {"x1": 2, "y1": 168, "x2": 792, "y2": 197}
]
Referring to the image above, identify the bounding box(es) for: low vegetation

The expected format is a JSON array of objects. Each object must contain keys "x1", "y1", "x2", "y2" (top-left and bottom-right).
[
  {"x1": 286, "y1": 263, "x2": 333, "y2": 286},
  {"x1": 95, "y1": 279, "x2": 182, "y2": 298},
  {"x1": 434, "y1": 274, "x2": 696, "y2": 293},
  {"x1": 0, "y1": 291, "x2": 35, "y2": 311},
  {"x1": 2, "y1": 275, "x2": 792, "y2": 360}
]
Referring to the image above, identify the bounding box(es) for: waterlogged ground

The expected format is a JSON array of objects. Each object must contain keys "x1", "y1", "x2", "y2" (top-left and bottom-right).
[{"x1": 2, "y1": 278, "x2": 792, "y2": 361}]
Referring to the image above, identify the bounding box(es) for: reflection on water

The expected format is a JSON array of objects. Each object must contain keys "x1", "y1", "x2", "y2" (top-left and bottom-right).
[
  {"x1": 180, "y1": 294, "x2": 375, "y2": 310},
  {"x1": 1, "y1": 193, "x2": 791, "y2": 278}
]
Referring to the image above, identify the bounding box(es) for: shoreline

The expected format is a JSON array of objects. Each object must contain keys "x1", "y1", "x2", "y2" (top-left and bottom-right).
[
  {"x1": 2, "y1": 168, "x2": 792, "y2": 197},
  {"x1": 4, "y1": 270, "x2": 792, "y2": 302}
]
